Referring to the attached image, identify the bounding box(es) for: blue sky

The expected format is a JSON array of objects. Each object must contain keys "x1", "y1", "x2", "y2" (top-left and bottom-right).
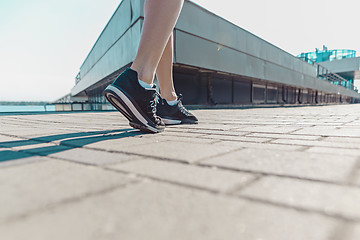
[{"x1": 1, "y1": 0, "x2": 359, "y2": 101}]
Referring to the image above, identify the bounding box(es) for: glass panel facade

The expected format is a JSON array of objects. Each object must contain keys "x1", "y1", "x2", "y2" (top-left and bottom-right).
[
  {"x1": 297, "y1": 46, "x2": 356, "y2": 63},
  {"x1": 297, "y1": 47, "x2": 358, "y2": 92}
]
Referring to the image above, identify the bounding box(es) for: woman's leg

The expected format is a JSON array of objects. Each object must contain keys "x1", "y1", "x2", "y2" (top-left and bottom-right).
[
  {"x1": 131, "y1": 0, "x2": 184, "y2": 85},
  {"x1": 156, "y1": 33, "x2": 177, "y2": 102},
  {"x1": 155, "y1": 33, "x2": 198, "y2": 125},
  {"x1": 105, "y1": 0, "x2": 185, "y2": 132}
]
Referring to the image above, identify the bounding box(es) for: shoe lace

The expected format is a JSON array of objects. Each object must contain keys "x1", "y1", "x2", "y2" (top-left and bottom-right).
[
  {"x1": 144, "y1": 88, "x2": 162, "y2": 122},
  {"x1": 177, "y1": 94, "x2": 191, "y2": 116},
  {"x1": 149, "y1": 91, "x2": 160, "y2": 114}
]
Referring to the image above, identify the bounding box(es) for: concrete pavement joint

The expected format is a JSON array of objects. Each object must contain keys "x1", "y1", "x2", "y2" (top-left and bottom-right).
[
  {"x1": 224, "y1": 175, "x2": 263, "y2": 195},
  {"x1": 345, "y1": 157, "x2": 360, "y2": 186},
  {"x1": 103, "y1": 164, "x2": 360, "y2": 223},
  {"x1": 196, "y1": 161, "x2": 360, "y2": 189},
  {"x1": 2, "y1": 177, "x2": 141, "y2": 225},
  {"x1": 234, "y1": 195, "x2": 360, "y2": 223},
  {"x1": 299, "y1": 145, "x2": 311, "y2": 151},
  {"x1": 191, "y1": 146, "x2": 246, "y2": 164},
  {"x1": 261, "y1": 140, "x2": 360, "y2": 150},
  {"x1": 102, "y1": 166, "x2": 228, "y2": 195}
]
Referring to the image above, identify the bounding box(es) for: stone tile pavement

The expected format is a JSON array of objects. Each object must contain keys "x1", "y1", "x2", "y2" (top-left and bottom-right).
[{"x1": 1, "y1": 104, "x2": 360, "y2": 240}]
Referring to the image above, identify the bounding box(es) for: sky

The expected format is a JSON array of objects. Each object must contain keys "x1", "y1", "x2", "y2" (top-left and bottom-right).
[{"x1": 0, "y1": 0, "x2": 359, "y2": 101}]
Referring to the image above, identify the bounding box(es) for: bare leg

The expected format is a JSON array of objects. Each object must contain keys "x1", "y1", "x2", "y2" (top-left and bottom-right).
[
  {"x1": 156, "y1": 33, "x2": 177, "y2": 101},
  {"x1": 155, "y1": 32, "x2": 198, "y2": 124},
  {"x1": 131, "y1": 0, "x2": 184, "y2": 84}
]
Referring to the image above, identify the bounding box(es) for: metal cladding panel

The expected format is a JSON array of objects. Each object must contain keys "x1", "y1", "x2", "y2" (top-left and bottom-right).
[
  {"x1": 303, "y1": 75, "x2": 359, "y2": 98},
  {"x1": 301, "y1": 60, "x2": 317, "y2": 76},
  {"x1": 264, "y1": 62, "x2": 306, "y2": 87},
  {"x1": 71, "y1": 20, "x2": 141, "y2": 96},
  {"x1": 263, "y1": 43, "x2": 292, "y2": 70},
  {"x1": 176, "y1": 1, "x2": 314, "y2": 76},
  {"x1": 292, "y1": 58, "x2": 304, "y2": 73},
  {"x1": 80, "y1": 0, "x2": 144, "y2": 78},
  {"x1": 177, "y1": 2, "x2": 247, "y2": 54},
  {"x1": 319, "y1": 57, "x2": 360, "y2": 73},
  {"x1": 246, "y1": 33, "x2": 265, "y2": 60},
  {"x1": 175, "y1": 30, "x2": 265, "y2": 80}
]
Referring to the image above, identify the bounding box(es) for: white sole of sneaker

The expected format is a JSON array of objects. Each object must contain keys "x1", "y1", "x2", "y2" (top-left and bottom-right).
[
  {"x1": 105, "y1": 85, "x2": 162, "y2": 133},
  {"x1": 161, "y1": 118, "x2": 182, "y2": 125}
]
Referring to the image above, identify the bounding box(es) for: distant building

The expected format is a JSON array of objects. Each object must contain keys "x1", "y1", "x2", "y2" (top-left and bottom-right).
[
  {"x1": 298, "y1": 46, "x2": 360, "y2": 91},
  {"x1": 58, "y1": 0, "x2": 360, "y2": 110}
]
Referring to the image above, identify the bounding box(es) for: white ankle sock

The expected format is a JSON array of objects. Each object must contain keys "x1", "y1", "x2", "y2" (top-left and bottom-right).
[
  {"x1": 166, "y1": 99, "x2": 178, "y2": 106},
  {"x1": 138, "y1": 79, "x2": 153, "y2": 89}
]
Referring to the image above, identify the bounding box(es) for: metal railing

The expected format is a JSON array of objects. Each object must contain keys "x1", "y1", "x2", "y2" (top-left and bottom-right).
[{"x1": 298, "y1": 56, "x2": 358, "y2": 93}]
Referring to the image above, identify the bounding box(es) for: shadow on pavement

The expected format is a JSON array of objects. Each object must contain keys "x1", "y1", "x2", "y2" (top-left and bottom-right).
[
  {"x1": 0, "y1": 110, "x2": 116, "y2": 116},
  {"x1": 0, "y1": 128, "x2": 143, "y2": 164}
]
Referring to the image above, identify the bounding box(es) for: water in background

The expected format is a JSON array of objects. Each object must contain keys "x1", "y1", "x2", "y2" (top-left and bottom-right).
[{"x1": 0, "y1": 105, "x2": 56, "y2": 112}]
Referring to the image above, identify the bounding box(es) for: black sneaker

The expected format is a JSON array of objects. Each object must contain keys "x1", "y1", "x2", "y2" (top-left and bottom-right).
[
  {"x1": 104, "y1": 68, "x2": 165, "y2": 133},
  {"x1": 157, "y1": 94, "x2": 198, "y2": 125}
]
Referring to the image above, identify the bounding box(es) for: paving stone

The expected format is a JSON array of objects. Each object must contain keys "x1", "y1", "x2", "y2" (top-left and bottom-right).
[
  {"x1": 0, "y1": 149, "x2": 45, "y2": 168},
  {"x1": 293, "y1": 126, "x2": 360, "y2": 137},
  {"x1": 48, "y1": 147, "x2": 140, "y2": 165},
  {"x1": 213, "y1": 140, "x2": 304, "y2": 151},
  {"x1": 0, "y1": 181, "x2": 339, "y2": 240},
  {"x1": 120, "y1": 141, "x2": 240, "y2": 163},
  {"x1": 220, "y1": 120, "x2": 301, "y2": 126},
  {"x1": 0, "y1": 128, "x2": 76, "y2": 138},
  {"x1": 272, "y1": 139, "x2": 360, "y2": 149},
  {"x1": 39, "y1": 129, "x2": 137, "y2": 145},
  {"x1": 234, "y1": 125, "x2": 302, "y2": 134},
  {"x1": 133, "y1": 134, "x2": 218, "y2": 144},
  {"x1": 0, "y1": 134, "x2": 26, "y2": 144},
  {"x1": 110, "y1": 158, "x2": 257, "y2": 192},
  {"x1": 52, "y1": 132, "x2": 156, "y2": 151},
  {"x1": 0, "y1": 159, "x2": 135, "y2": 223},
  {"x1": 158, "y1": 131, "x2": 206, "y2": 138},
  {"x1": 246, "y1": 132, "x2": 321, "y2": 140},
  {"x1": 170, "y1": 123, "x2": 239, "y2": 131},
  {"x1": 21, "y1": 144, "x2": 73, "y2": 155},
  {"x1": 306, "y1": 147, "x2": 360, "y2": 157},
  {"x1": 346, "y1": 224, "x2": 360, "y2": 240},
  {"x1": 198, "y1": 134, "x2": 272, "y2": 143},
  {"x1": 237, "y1": 176, "x2": 360, "y2": 220},
  {"x1": 167, "y1": 128, "x2": 250, "y2": 136},
  {"x1": 201, "y1": 148, "x2": 357, "y2": 183},
  {"x1": 0, "y1": 139, "x2": 48, "y2": 149},
  {"x1": 322, "y1": 136, "x2": 360, "y2": 144}
]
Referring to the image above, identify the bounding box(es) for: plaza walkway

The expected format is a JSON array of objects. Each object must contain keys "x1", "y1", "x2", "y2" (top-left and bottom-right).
[{"x1": 1, "y1": 104, "x2": 360, "y2": 240}]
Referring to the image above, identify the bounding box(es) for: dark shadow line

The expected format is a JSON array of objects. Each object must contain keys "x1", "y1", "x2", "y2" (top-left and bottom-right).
[
  {"x1": 0, "y1": 128, "x2": 134, "y2": 148},
  {"x1": 0, "y1": 128, "x2": 146, "y2": 164},
  {"x1": 0, "y1": 110, "x2": 117, "y2": 116}
]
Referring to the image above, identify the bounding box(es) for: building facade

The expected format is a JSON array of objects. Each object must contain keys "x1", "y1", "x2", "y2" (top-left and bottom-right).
[{"x1": 62, "y1": 0, "x2": 360, "y2": 110}]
